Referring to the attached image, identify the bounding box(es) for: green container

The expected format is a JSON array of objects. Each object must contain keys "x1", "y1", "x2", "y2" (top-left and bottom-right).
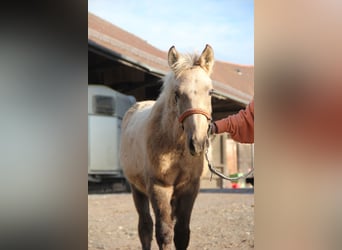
[{"x1": 229, "y1": 173, "x2": 244, "y2": 184}]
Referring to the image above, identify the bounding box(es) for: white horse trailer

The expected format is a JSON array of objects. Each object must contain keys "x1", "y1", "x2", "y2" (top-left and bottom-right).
[{"x1": 88, "y1": 85, "x2": 135, "y2": 190}]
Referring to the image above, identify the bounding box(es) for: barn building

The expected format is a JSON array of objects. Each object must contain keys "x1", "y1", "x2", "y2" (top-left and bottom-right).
[{"x1": 88, "y1": 12, "x2": 254, "y2": 188}]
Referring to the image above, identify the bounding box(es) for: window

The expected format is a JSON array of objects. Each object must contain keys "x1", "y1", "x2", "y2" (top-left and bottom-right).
[{"x1": 93, "y1": 95, "x2": 115, "y2": 116}]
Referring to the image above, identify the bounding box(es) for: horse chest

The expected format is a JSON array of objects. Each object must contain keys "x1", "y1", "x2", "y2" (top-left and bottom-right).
[{"x1": 150, "y1": 152, "x2": 203, "y2": 186}]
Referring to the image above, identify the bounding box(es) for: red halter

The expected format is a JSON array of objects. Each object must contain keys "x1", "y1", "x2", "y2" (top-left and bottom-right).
[{"x1": 178, "y1": 108, "x2": 211, "y2": 123}]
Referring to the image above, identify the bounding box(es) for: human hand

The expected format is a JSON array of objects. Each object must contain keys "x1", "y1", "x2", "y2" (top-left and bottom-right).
[{"x1": 209, "y1": 122, "x2": 217, "y2": 134}]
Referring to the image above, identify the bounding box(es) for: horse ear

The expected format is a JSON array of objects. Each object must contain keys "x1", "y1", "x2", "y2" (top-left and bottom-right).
[
  {"x1": 197, "y1": 44, "x2": 214, "y2": 75},
  {"x1": 168, "y1": 46, "x2": 179, "y2": 68}
]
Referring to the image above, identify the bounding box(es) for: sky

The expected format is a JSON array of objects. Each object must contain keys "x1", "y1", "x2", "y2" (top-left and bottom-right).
[{"x1": 88, "y1": 0, "x2": 254, "y2": 65}]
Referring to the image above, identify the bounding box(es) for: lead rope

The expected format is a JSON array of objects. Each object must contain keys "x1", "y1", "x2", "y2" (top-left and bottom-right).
[{"x1": 205, "y1": 123, "x2": 254, "y2": 182}]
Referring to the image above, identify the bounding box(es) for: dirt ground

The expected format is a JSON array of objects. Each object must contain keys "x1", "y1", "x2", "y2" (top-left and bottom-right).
[{"x1": 88, "y1": 191, "x2": 254, "y2": 249}]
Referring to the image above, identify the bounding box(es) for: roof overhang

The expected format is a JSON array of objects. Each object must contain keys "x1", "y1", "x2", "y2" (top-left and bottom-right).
[
  {"x1": 212, "y1": 81, "x2": 253, "y2": 105},
  {"x1": 89, "y1": 39, "x2": 166, "y2": 78},
  {"x1": 88, "y1": 12, "x2": 253, "y2": 106}
]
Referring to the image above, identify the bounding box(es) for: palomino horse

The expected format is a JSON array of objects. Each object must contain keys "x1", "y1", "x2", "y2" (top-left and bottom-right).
[{"x1": 119, "y1": 44, "x2": 214, "y2": 250}]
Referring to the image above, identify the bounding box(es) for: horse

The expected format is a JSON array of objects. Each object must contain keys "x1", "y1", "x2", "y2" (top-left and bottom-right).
[{"x1": 119, "y1": 44, "x2": 214, "y2": 250}]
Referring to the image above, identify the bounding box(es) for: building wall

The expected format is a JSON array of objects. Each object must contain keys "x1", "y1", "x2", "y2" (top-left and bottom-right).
[
  {"x1": 200, "y1": 135, "x2": 254, "y2": 189},
  {"x1": 237, "y1": 143, "x2": 254, "y2": 174}
]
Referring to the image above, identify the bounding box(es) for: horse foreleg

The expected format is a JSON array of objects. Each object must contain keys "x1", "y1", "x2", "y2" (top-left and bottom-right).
[
  {"x1": 131, "y1": 185, "x2": 153, "y2": 250},
  {"x1": 173, "y1": 181, "x2": 200, "y2": 250},
  {"x1": 150, "y1": 184, "x2": 174, "y2": 250}
]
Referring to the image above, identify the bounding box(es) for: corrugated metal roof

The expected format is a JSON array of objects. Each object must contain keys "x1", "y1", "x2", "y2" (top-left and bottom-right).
[{"x1": 88, "y1": 12, "x2": 254, "y2": 104}]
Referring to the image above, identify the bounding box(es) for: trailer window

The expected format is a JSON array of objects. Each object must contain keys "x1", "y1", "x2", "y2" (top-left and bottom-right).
[{"x1": 93, "y1": 95, "x2": 115, "y2": 116}]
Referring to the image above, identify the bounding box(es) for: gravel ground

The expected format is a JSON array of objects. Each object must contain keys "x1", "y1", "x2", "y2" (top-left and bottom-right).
[{"x1": 88, "y1": 191, "x2": 254, "y2": 249}]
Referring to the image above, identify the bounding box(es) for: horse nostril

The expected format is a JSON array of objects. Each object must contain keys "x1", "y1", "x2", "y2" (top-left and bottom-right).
[{"x1": 189, "y1": 138, "x2": 196, "y2": 155}]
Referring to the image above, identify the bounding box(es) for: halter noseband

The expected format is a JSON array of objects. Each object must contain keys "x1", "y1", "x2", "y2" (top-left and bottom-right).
[{"x1": 178, "y1": 108, "x2": 211, "y2": 124}]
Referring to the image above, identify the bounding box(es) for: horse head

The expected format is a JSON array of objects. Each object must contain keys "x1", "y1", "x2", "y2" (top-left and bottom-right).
[{"x1": 168, "y1": 44, "x2": 214, "y2": 156}]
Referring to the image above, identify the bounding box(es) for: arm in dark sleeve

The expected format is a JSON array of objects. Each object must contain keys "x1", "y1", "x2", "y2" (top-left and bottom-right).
[{"x1": 214, "y1": 100, "x2": 254, "y2": 143}]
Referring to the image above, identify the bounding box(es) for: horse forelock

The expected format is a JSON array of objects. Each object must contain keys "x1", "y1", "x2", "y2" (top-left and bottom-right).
[
  {"x1": 160, "y1": 53, "x2": 202, "y2": 99},
  {"x1": 171, "y1": 53, "x2": 201, "y2": 77}
]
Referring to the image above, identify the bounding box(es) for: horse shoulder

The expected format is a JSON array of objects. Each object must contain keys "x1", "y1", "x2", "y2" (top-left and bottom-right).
[{"x1": 120, "y1": 100, "x2": 155, "y2": 192}]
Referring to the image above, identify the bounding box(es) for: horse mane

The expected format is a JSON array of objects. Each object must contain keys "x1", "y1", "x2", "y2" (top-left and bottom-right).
[{"x1": 169, "y1": 53, "x2": 201, "y2": 77}]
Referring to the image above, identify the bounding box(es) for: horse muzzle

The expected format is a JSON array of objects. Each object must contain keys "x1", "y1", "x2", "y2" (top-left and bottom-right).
[
  {"x1": 188, "y1": 136, "x2": 206, "y2": 156},
  {"x1": 179, "y1": 108, "x2": 211, "y2": 156}
]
